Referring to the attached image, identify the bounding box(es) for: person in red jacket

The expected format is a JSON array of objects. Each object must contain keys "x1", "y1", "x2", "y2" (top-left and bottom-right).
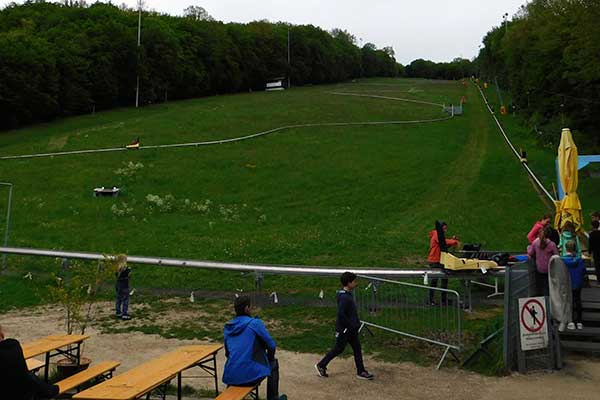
[
  {"x1": 427, "y1": 221, "x2": 459, "y2": 305},
  {"x1": 527, "y1": 214, "x2": 552, "y2": 244}
]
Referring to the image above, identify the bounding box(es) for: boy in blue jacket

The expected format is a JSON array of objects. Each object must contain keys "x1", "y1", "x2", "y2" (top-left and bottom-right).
[
  {"x1": 562, "y1": 241, "x2": 587, "y2": 330},
  {"x1": 223, "y1": 296, "x2": 287, "y2": 400},
  {"x1": 315, "y1": 272, "x2": 374, "y2": 380}
]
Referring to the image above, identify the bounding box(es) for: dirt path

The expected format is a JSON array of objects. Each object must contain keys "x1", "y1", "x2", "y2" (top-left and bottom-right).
[{"x1": 2, "y1": 305, "x2": 599, "y2": 399}]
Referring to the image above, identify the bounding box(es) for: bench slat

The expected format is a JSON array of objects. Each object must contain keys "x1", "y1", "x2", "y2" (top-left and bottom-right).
[
  {"x1": 26, "y1": 358, "x2": 45, "y2": 372},
  {"x1": 57, "y1": 360, "x2": 120, "y2": 394},
  {"x1": 215, "y1": 386, "x2": 257, "y2": 400}
]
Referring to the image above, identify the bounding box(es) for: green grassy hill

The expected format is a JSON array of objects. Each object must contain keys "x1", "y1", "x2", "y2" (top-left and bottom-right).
[
  {"x1": 3, "y1": 78, "x2": 597, "y2": 368},
  {"x1": 2, "y1": 77, "x2": 590, "y2": 272}
]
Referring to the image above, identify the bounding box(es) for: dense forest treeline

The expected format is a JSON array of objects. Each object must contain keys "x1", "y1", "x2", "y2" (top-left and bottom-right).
[
  {"x1": 404, "y1": 57, "x2": 476, "y2": 81},
  {"x1": 478, "y1": 0, "x2": 599, "y2": 148},
  {"x1": 0, "y1": 1, "x2": 399, "y2": 130},
  {"x1": 399, "y1": 0, "x2": 599, "y2": 148}
]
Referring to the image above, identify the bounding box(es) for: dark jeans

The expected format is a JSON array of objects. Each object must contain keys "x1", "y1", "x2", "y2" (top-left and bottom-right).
[
  {"x1": 573, "y1": 288, "x2": 582, "y2": 323},
  {"x1": 534, "y1": 271, "x2": 549, "y2": 297},
  {"x1": 115, "y1": 287, "x2": 129, "y2": 316},
  {"x1": 234, "y1": 359, "x2": 280, "y2": 400},
  {"x1": 429, "y1": 263, "x2": 448, "y2": 304},
  {"x1": 318, "y1": 330, "x2": 365, "y2": 374}
]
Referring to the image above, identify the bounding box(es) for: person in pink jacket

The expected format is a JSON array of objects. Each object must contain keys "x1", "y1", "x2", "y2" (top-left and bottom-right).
[
  {"x1": 527, "y1": 227, "x2": 559, "y2": 296},
  {"x1": 527, "y1": 214, "x2": 552, "y2": 244}
]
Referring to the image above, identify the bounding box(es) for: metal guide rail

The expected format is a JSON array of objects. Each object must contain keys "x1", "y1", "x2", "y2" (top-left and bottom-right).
[{"x1": 0, "y1": 246, "x2": 506, "y2": 278}]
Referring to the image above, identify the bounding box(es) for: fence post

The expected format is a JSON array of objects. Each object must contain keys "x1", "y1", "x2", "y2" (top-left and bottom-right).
[{"x1": 0, "y1": 182, "x2": 13, "y2": 272}]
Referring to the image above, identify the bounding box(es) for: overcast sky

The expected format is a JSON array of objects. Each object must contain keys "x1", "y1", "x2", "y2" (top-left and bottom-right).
[{"x1": 2, "y1": 0, "x2": 528, "y2": 64}]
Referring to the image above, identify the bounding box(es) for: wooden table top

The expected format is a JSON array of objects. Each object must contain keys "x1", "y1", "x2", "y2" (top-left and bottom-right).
[
  {"x1": 73, "y1": 344, "x2": 223, "y2": 400},
  {"x1": 26, "y1": 358, "x2": 45, "y2": 371},
  {"x1": 22, "y1": 334, "x2": 90, "y2": 359}
]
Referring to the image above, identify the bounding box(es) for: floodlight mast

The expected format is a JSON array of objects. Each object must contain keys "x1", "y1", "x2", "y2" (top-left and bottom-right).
[
  {"x1": 287, "y1": 25, "x2": 291, "y2": 88},
  {"x1": 135, "y1": 0, "x2": 142, "y2": 108}
]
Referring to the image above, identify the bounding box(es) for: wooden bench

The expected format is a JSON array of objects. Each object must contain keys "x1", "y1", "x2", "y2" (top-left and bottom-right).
[
  {"x1": 26, "y1": 358, "x2": 45, "y2": 373},
  {"x1": 22, "y1": 334, "x2": 90, "y2": 381},
  {"x1": 56, "y1": 360, "x2": 120, "y2": 395},
  {"x1": 73, "y1": 344, "x2": 223, "y2": 400},
  {"x1": 215, "y1": 385, "x2": 259, "y2": 400}
]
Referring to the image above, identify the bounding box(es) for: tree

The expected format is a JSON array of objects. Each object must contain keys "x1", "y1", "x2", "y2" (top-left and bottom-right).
[
  {"x1": 476, "y1": 0, "x2": 600, "y2": 148},
  {"x1": 183, "y1": 5, "x2": 213, "y2": 21},
  {"x1": 0, "y1": 2, "x2": 398, "y2": 129}
]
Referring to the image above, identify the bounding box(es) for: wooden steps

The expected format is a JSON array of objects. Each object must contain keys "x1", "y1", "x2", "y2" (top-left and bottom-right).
[{"x1": 560, "y1": 287, "x2": 600, "y2": 352}]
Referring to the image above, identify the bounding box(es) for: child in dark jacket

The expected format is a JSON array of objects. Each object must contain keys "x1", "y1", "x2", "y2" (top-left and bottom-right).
[
  {"x1": 115, "y1": 254, "x2": 131, "y2": 320},
  {"x1": 562, "y1": 241, "x2": 587, "y2": 330},
  {"x1": 315, "y1": 272, "x2": 374, "y2": 380}
]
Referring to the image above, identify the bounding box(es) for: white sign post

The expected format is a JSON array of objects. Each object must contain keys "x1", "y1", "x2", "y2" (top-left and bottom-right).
[{"x1": 519, "y1": 296, "x2": 549, "y2": 351}]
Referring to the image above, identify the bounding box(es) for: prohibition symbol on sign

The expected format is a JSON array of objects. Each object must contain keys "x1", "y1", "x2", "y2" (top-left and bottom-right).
[{"x1": 520, "y1": 298, "x2": 546, "y2": 333}]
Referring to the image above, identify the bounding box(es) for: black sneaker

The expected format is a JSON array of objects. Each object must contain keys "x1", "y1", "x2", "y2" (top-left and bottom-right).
[
  {"x1": 314, "y1": 364, "x2": 328, "y2": 377},
  {"x1": 357, "y1": 370, "x2": 374, "y2": 380},
  {"x1": 121, "y1": 315, "x2": 131, "y2": 320}
]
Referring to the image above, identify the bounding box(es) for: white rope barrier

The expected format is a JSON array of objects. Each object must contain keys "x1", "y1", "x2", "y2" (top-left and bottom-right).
[{"x1": 1, "y1": 92, "x2": 450, "y2": 161}]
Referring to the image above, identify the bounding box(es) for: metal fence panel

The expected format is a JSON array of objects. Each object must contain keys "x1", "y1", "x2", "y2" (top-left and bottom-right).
[{"x1": 355, "y1": 275, "x2": 461, "y2": 368}]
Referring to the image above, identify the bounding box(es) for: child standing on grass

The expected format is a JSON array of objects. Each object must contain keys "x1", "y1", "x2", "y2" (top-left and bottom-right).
[
  {"x1": 562, "y1": 241, "x2": 587, "y2": 330},
  {"x1": 315, "y1": 272, "x2": 374, "y2": 380},
  {"x1": 115, "y1": 254, "x2": 131, "y2": 320}
]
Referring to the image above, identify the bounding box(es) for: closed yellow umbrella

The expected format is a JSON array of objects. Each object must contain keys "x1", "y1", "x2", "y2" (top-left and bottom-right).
[{"x1": 555, "y1": 128, "x2": 584, "y2": 233}]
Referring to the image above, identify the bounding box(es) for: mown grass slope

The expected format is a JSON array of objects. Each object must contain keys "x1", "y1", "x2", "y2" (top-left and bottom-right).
[{"x1": 1, "y1": 77, "x2": 595, "y2": 296}]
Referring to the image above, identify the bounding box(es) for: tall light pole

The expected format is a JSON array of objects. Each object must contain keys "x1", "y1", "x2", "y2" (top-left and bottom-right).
[
  {"x1": 135, "y1": 0, "x2": 143, "y2": 108},
  {"x1": 287, "y1": 25, "x2": 291, "y2": 88},
  {"x1": 503, "y1": 13, "x2": 509, "y2": 33}
]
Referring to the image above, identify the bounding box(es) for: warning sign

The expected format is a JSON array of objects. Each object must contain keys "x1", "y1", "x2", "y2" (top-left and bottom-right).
[{"x1": 519, "y1": 297, "x2": 549, "y2": 351}]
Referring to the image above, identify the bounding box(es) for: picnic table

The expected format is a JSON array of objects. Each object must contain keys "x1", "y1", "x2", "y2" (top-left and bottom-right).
[
  {"x1": 73, "y1": 344, "x2": 223, "y2": 400},
  {"x1": 22, "y1": 334, "x2": 90, "y2": 381}
]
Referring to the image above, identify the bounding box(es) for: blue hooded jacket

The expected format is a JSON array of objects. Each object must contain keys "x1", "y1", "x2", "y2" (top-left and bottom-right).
[
  {"x1": 223, "y1": 315, "x2": 276, "y2": 385},
  {"x1": 562, "y1": 255, "x2": 586, "y2": 289}
]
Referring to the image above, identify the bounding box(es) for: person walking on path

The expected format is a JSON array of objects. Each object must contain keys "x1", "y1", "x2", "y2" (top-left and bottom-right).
[
  {"x1": 315, "y1": 272, "x2": 374, "y2": 380},
  {"x1": 427, "y1": 221, "x2": 459, "y2": 305},
  {"x1": 527, "y1": 214, "x2": 552, "y2": 244},
  {"x1": 528, "y1": 227, "x2": 559, "y2": 296}
]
